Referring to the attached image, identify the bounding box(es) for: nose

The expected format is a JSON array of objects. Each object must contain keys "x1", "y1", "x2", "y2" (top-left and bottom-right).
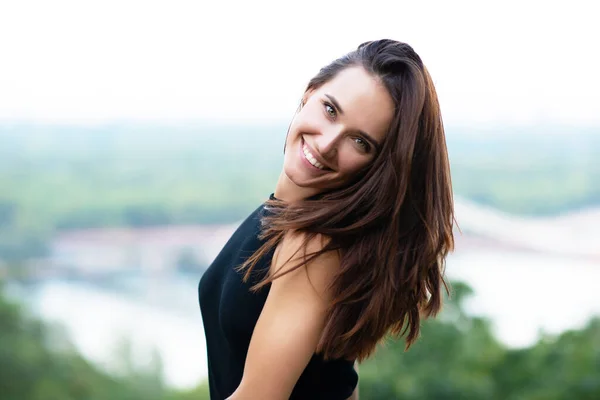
[{"x1": 315, "y1": 126, "x2": 343, "y2": 160}]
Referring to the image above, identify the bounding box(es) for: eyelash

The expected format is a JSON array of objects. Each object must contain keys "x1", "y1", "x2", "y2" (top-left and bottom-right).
[
  {"x1": 354, "y1": 137, "x2": 371, "y2": 152},
  {"x1": 322, "y1": 101, "x2": 371, "y2": 152},
  {"x1": 323, "y1": 102, "x2": 337, "y2": 119}
]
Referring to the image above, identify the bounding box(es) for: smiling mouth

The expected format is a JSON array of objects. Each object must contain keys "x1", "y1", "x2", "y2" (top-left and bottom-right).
[{"x1": 302, "y1": 144, "x2": 327, "y2": 170}]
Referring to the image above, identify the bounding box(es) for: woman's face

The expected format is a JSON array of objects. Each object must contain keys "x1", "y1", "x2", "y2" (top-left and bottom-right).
[{"x1": 283, "y1": 66, "x2": 394, "y2": 193}]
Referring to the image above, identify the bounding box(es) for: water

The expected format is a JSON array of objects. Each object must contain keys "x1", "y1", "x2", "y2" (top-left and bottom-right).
[
  {"x1": 446, "y1": 250, "x2": 600, "y2": 346},
  {"x1": 9, "y1": 249, "x2": 600, "y2": 390},
  {"x1": 11, "y1": 275, "x2": 207, "y2": 389}
]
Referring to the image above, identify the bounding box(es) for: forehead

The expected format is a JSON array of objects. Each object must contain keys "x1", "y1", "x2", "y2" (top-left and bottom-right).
[{"x1": 315, "y1": 66, "x2": 394, "y2": 143}]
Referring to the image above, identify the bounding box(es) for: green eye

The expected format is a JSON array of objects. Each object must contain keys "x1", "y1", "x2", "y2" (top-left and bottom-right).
[
  {"x1": 354, "y1": 137, "x2": 371, "y2": 151},
  {"x1": 324, "y1": 103, "x2": 336, "y2": 118}
]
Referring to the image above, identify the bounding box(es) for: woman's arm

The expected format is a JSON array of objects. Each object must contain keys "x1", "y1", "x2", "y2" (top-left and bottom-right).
[{"x1": 227, "y1": 233, "x2": 339, "y2": 400}]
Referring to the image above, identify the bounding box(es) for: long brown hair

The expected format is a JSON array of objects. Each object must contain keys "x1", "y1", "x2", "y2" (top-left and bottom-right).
[{"x1": 239, "y1": 39, "x2": 454, "y2": 361}]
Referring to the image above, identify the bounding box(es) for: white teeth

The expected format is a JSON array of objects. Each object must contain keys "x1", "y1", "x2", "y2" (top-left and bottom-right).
[{"x1": 303, "y1": 145, "x2": 325, "y2": 170}]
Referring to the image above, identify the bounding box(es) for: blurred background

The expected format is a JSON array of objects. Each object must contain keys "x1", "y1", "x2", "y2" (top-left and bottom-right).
[{"x1": 1, "y1": 0, "x2": 599, "y2": 399}]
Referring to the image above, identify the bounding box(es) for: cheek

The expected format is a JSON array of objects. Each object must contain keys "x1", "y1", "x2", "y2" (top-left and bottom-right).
[
  {"x1": 285, "y1": 117, "x2": 302, "y2": 146},
  {"x1": 287, "y1": 117, "x2": 304, "y2": 142},
  {"x1": 337, "y1": 153, "x2": 372, "y2": 176}
]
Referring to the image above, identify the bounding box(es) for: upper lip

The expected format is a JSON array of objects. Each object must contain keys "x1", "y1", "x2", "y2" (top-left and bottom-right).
[{"x1": 303, "y1": 138, "x2": 332, "y2": 170}]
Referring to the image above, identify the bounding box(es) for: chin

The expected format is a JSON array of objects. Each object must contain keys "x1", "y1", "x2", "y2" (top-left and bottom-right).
[{"x1": 283, "y1": 164, "x2": 311, "y2": 188}]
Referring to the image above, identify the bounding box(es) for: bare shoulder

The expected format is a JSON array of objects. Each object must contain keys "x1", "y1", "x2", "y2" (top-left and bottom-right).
[{"x1": 272, "y1": 230, "x2": 340, "y2": 302}]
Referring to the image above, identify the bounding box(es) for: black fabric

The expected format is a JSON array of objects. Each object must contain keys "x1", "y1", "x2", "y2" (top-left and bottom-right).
[{"x1": 198, "y1": 197, "x2": 357, "y2": 399}]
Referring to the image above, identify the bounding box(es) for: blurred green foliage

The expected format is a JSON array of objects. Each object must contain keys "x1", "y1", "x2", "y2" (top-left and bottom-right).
[
  {"x1": 0, "y1": 280, "x2": 210, "y2": 400},
  {"x1": 359, "y1": 282, "x2": 600, "y2": 399},
  {"x1": 1, "y1": 123, "x2": 599, "y2": 262},
  {"x1": 447, "y1": 128, "x2": 600, "y2": 215},
  {"x1": 1, "y1": 124, "x2": 599, "y2": 227},
  {"x1": 1, "y1": 279, "x2": 598, "y2": 399}
]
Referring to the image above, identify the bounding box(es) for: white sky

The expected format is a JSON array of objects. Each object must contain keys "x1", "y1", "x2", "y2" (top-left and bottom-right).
[{"x1": 0, "y1": 0, "x2": 598, "y2": 126}]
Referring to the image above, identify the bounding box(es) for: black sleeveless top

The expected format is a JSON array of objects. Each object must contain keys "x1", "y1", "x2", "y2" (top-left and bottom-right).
[{"x1": 198, "y1": 196, "x2": 358, "y2": 399}]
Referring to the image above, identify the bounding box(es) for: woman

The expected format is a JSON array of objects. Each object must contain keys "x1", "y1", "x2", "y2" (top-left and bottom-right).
[{"x1": 198, "y1": 39, "x2": 454, "y2": 399}]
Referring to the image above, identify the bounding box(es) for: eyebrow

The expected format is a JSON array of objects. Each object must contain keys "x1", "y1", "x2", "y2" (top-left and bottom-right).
[{"x1": 325, "y1": 93, "x2": 382, "y2": 151}]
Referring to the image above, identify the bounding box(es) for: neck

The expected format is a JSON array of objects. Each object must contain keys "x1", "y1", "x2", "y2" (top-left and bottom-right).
[{"x1": 274, "y1": 170, "x2": 320, "y2": 203}]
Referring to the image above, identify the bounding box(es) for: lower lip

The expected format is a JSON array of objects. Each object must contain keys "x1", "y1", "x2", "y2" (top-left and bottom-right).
[{"x1": 300, "y1": 138, "x2": 327, "y2": 173}]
